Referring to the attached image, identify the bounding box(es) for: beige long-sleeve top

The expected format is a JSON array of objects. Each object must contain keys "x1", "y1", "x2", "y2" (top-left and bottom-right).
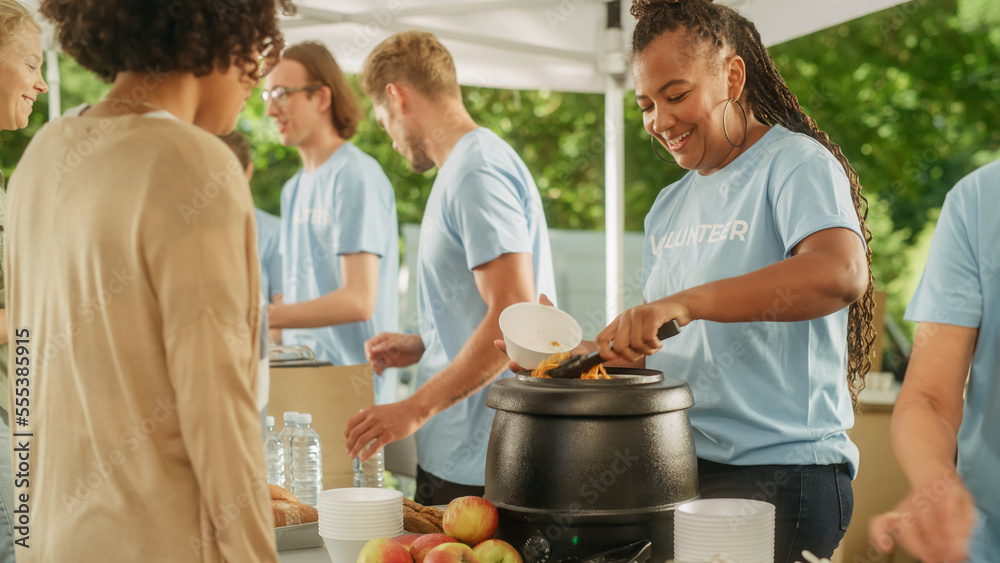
[{"x1": 4, "y1": 112, "x2": 278, "y2": 562}]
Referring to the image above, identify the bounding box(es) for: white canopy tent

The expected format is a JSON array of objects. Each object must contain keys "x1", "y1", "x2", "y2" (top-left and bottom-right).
[
  {"x1": 280, "y1": 0, "x2": 905, "y2": 322},
  {"x1": 31, "y1": 0, "x2": 907, "y2": 322}
]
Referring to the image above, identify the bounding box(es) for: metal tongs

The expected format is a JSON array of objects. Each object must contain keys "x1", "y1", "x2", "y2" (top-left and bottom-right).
[
  {"x1": 554, "y1": 540, "x2": 652, "y2": 563},
  {"x1": 546, "y1": 320, "x2": 681, "y2": 379}
]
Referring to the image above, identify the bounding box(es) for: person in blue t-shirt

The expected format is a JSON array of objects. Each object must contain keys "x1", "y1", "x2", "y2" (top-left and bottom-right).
[
  {"x1": 219, "y1": 130, "x2": 283, "y2": 414},
  {"x1": 577, "y1": 2, "x2": 877, "y2": 561},
  {"x1": 253, "y1": 209, "x2": 282, "y2": 306},
  {"x1": 869, "y1": 160, "x2": 1000, "y2": 563},
  {"x1": 219, "y1": 131, "x2": 284, "y2": 308},
  {"x1": 262, "y1": 42, "x2": 399, "y2": 402},
  {"x1": 220, "y1": 130, "x2": 285, "y2": 347},
  {"x1": 346, "y1": 30, "x2": 556, "y2": 505}
]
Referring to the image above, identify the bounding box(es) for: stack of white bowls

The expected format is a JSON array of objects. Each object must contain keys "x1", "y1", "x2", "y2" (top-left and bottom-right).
[
  {"x1": 673, "y1": 498, "x2": 775, "y2": 563},
  {"x1": 318, "y1": 487, "x2": 404, "y2": 562}
]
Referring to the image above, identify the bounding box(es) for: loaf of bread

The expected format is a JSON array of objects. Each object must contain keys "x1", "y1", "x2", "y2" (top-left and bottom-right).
[
  {"x1": 269, "y1": 484, "x2": 318, "y2": 527},
  {"x1": 270, "y1": 484, "x2": 299, "y2": 503},
  {"x1": 419, "y1": 506, "x2": 444, "y2": 529},
  {"x1": 404, "y1": 505, "x2": 441, "y2": 533},
  {"x1": 273, "y1": 500, "x2": 319, "y2": 527},
  {"x1": 403, "y1": 498, "x2": 445, "y2": 534}
]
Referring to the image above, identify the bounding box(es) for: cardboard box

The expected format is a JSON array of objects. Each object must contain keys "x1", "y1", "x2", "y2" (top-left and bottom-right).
[
  {"x1": 269, "y1": 363, "x2": 375, "y2": 490},
  {"x1": 871, "y1": 290, "x2": 888, "y2": 372}
]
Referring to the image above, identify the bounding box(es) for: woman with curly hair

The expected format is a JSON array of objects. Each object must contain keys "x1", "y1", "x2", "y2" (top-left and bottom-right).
[
  {"x1": 0, "y1": 4, "x2": 48, "y2": 562},
  {"x1": 590, "y1": 0, "x2": 875, "y2": 560},
  {"x1": 4, "y1": 1, "x2": 292, "y2": 561}
]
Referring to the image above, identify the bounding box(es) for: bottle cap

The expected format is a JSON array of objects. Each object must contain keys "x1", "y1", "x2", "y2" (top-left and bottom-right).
[
  {"x1": 283, "y1": 411, "x2": 299, "y2": 421},
  {"x1": 265, "y1": 415, "x2": 275, "y2": 427},
  {"x1": 298, "y1": 413, "x2": 312, "y2": 424}
]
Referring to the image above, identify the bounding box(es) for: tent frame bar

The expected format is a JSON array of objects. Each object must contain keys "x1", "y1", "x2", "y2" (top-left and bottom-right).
[{"x1": 289, "y1": 5, "x2": 594, "y2": 64}]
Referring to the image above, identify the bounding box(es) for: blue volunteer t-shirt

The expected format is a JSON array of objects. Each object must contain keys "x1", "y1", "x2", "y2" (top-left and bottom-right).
[
  {"x1": 415, "y1": 128, "x2": 556, "y2": 486},
  {"x1": 643, "y1": 125, "x2": 864, "y2": 477},
  {"x1": 255, "y1": 208, "x2": 283, "y2": 302},
  {"x1": 280, "y1": 143, "x2": 399, "y2": 399},
  {"x1": 905, "y1": 160, "x2": 1000, "y2": 560}
]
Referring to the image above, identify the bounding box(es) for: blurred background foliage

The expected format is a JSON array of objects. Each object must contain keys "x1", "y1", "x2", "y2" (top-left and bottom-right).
[{"x1": 1, "y1": 0, "x2": 998, "y2": 337}]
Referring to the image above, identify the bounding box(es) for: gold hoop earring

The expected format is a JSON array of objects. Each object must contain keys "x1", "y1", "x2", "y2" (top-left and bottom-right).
[
  {"x1": 723, "y1": 97, "x2": 748, "y2": 148},
  {"x1": 651, "y1": 135, "x2": 676, "y2": 164}
]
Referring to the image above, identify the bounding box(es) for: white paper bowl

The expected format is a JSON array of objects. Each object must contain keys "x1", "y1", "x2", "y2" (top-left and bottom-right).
[
  {"x1": 319, "y1": 487, "x2": 403, "y2": 504},
  {"x1": 322, "y1": 536, "x2": 368, "y2": 563},
  {"x1": 499, "y1": 302, "x2": 582, "y2": 369},
  {"x1": 318, "y1": 504, "x2": 401, "y2": 516},
  {"x1": 319, "y1": 520, "x2": 403, "y2": 531},
  {"x1": 676, "y1": 498, "x2": 776, "y2": 519},
  {"x1": 319, "y1": 511, "x2": 402, "y2": 521},
  {"x1": 319, "y1": 525, "x2": 404, "y2": 540}
]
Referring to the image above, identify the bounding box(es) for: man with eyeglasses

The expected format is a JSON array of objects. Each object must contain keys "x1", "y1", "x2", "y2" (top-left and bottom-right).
[{"x1": 263, "y1": 41, "x2": 399, "y2": 405}]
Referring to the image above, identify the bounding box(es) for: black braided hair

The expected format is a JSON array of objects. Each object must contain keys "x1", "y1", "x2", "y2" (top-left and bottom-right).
[{"x1": 632, "y1": 0, "x2": 876, "y2": 410}]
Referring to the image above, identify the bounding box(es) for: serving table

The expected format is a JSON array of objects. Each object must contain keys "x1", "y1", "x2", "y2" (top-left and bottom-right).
[{"x1": 279, "y1": 546, "x2": 331, "y2": 563}]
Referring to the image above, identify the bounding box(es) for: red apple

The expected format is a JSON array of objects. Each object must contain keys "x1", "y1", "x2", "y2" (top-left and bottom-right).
[
  {"x1": 358, "y1": 537, "x2": 414, "y2": 563},
  {"x1": 473, "y1": 540, "x2": 522, "y2": 563},
  {"x1": 411, "y1": 533, "x2": 459, "y2": 563},
  {"x1": 424, "y1": 542, "x2": 480, "y2": 563},
  {"x1": 442, "y1": 496, "x2": 499, "y2": 546},
  {"x1": 395, "y1": 534, "x2": 423, "y2": 550}
]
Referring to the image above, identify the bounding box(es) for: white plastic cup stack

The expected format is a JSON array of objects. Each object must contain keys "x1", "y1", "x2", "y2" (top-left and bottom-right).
[
  {"x1": 318, "y1": 487, "x2": 404, "y2": 562},
  {"x1": 673, "y1": 498, "x2": 776, "y2": 563}
]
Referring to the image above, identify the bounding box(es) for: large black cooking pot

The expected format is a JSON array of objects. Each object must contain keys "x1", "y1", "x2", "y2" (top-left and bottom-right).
[{"x1": 484, "y1": 369, "x2": 698, "y2": 562}]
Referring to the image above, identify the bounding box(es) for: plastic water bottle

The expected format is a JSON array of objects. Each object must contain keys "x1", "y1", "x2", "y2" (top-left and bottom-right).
[
  {"x1": 278, "y1": 411, "x2": 298, "y2": 489},
  {"x1": 263, "y1": 416, "x2": 285, "y2": 486},
  {"x1": 353, "y1": 440, "x2": 385, "y2": 488},
  {"x1": 290, "y1": 413, "x2": 323, "y2": 506}
]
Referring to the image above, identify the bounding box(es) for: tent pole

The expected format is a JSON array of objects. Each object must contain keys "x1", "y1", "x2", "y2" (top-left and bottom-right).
[
  {"x1": 604, "y1": 0, "x2": 625, "y2": 324},
  {"x1": 604, "y1": 75, "x2": 625, "y2": 324},
  {"x1": 46, "y1": 49, "x2": 60, "y2": 120}
]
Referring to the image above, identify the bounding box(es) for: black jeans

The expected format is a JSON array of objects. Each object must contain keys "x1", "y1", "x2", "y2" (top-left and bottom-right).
[
  {"x1": 697, "y1": 459, "x2": 853, "y2": 563},
  {"x1": 414, "y1": 465, "x2": 485, "y2": 506}
]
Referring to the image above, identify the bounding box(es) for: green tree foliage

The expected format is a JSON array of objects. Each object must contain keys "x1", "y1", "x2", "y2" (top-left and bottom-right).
[{"x1": 770, "y1": 0, "x2": 1000, "y2": 326}]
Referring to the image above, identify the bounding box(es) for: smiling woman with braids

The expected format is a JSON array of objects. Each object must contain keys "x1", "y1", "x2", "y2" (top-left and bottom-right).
[{"x1": 590, "y1": 0, "x2": 876, "y2": 559}]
